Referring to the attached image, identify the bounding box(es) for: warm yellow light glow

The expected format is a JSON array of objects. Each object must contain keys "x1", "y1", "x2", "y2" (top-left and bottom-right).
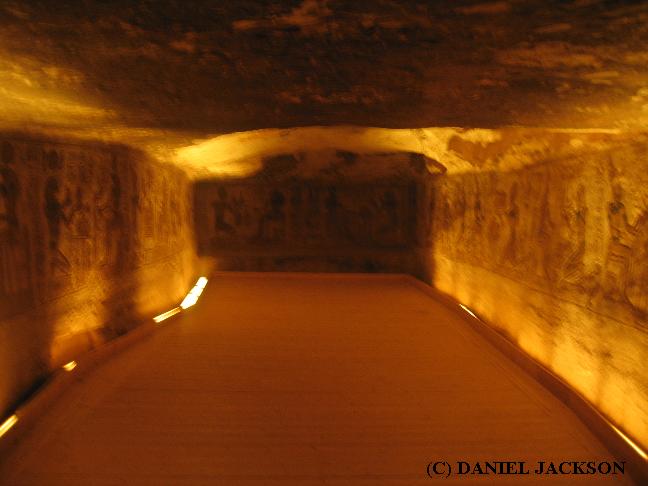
[
  {"x1": 459, "y1": 304, "x2": 478, "y2": 320},
  {"x1": 155, "y1": 278, "x2": 208, "y2": 316},
  {"x1": 174, "y1": 127, "x2": 630, "y2": 180},
  {"x1": 0, "y1": 49, "x2": 115, "y2": 128},
  {"x1": 62, "y1": 361, "x2": 77, "y2": 372},
  {"x1": 174, "y1": 127, "x2": 464, "y2": 177},
  {"x1": 180, "y1": 293, "x2": 198, "y2": 310},
  {"x1": 153, "y1": 307, "x2": 181, "y2": 323},
  {"x1": 180, "y1": 277, "x2": 208, "y2": 309},
  {"x1": 610, "y1": 423, "x2": 648, "y2": 460},
  {"x1": 0, "y1": 414, "x2": 18, "y2": 438}
]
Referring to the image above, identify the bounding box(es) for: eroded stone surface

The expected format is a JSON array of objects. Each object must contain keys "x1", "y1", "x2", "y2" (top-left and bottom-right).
[
  {"x1": 0, "y1": 0, "x2": 646, "y2": 147},
  {"x1": 194, "y1": 180, "x2": 418, "y2": 274},
  {"x1": 0, "y1": 0, "x2": 645, "y2": 465},
  {"x1": 175, "y1": 126, "x2": 639, "y2": 179},
  {"x1": 0, "y1": 133, "x2": 197, "y2": 420},
  {"x1": 420, "y1": 137, "x2": 648, "y2": 449}
]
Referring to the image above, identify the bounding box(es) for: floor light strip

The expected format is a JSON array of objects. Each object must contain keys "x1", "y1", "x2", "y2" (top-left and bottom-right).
[
  {"x1": 0, "y1": 414, "x2": 18, "y2": 439},
  {"x1": 153, "y1": 306, "x2": 182, "y2": 324},
  {"x1": 610, "y1": 423, "x2": 648, "y2": 460},
  {"x1": 180, "y1": 277, "x2": 209, "y2": 309},
  {"x1": 62, "y1": 361, "x2": 77, "y2": 372},
  {"x1": 458, "y1": 303, "x2": 646, "y2": 462},
  {"x1": 153, "y1": 277, "x2": 210, "y2": 321},
  {"x1": 459, "y1": 303, "x2": 478, "y2": 320},
  {"x1": 1, "y1": 279, "x2": 211, "y2": 445}
]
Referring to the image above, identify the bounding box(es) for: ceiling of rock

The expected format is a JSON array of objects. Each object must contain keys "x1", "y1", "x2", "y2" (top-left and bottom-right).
[
  {"x1": 0, "y1": 0, "x2": 646, "y2": 176},
  {"x1": 175, "y1": 126, "x2": 642, "y2": 179}
]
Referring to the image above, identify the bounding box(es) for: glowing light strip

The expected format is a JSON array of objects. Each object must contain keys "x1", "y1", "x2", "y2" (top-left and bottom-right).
[
  {"x1": 153, "y1": 306, "x2": 181, "y2": 323},
  {"x1": 0, "y1": 278, "x2": 212, "y2": 444},
  {"x1": 459, "y1": 304, "x2": 478, "y2": 320},
  {"x1": 456, "y1": 303, "x2": 646, "y2": 462},
  {"x1": 180, "y1": 294, "x2": 197, "y2": 309},
  {"x1": 62, "y1": 361, "x2": 77, "y2": 372},
  {"x1": 610, "y1": 423, "x2": 648, "y2": 460},
  {"x1": 180, "y1": 277, "x2": 208, "y2": 309},
  {"x1": 0, "y1": 414, "x2": 18, "y2": 438},
  {"x1": 153, "y1": 277, "x2": 209, "y2": 320}
]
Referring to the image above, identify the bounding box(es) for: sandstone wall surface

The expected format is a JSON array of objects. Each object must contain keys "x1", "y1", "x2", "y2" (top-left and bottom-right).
[
  {"x1": 420, "y1": 139, "x2": 648, "y2": 449},
  {"x1": 0, "y1": 133, "x2": 197, "y2": 419},
  {"x1": 194, "y1": 180, "x2": 419, "y2": 274}
]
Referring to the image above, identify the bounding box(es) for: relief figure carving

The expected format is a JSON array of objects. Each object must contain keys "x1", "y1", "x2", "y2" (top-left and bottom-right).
[
  {"x1": 44, "y1": 175, "x2": 72, "y2": 279},
  {"x1": 625, "y1": 211, "x2": 648, "y2": 313},
  {"x1": 603, "y1": 184, "x2": 634, "y2": 302},
  {"x1": 257, "y1": 189, "x2": 287, "y2": 242},
  {"x1": 0, "y1": 142, "x2": 30, "y2": 296}
]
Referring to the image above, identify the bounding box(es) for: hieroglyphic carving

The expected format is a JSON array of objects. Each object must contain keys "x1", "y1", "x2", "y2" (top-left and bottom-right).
[
  {"x1": 0, "y1": 141, "x2": 30, "y2": 308},
  {"x1": 43, "y1": 149, "x2": 73, "y2": 293},
  {"x1": 199, "y1": 182, "x2": 416, "y2": 251},
  {"x1": 0, "y1": 134, "x2": 196, "y2": 427},
  {"x1": 62, "y1": 152, "x2": 94, "y2": 289},
  {"x1": 0, "y1": 137, "x2": 193, "y2": 304},
  {"x1": 602, "y1": 158, "x2": 648, "y2": 314},
  {"x1": 429, "y1": 151, "x2": 648, "y2": 320},
  {"x1": 626, "y1": 211, "x2": 648, "y2": 313}
]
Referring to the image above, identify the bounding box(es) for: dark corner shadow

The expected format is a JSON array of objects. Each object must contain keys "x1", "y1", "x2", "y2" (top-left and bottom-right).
[{"x1": 411, "y1": 171, "x2": 437, "y2": 285}]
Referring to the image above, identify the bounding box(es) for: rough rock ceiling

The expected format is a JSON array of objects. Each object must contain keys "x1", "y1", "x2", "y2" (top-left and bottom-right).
[
  {"x1": 175, "y1": 126, "x2": 643, "y2": 179},
  {"x1": 0, "y1": 0, "x2": 646, "y2": 175}
]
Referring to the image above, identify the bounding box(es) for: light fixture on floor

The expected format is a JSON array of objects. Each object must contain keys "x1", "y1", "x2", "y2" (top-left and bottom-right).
[
  {"x1": 459, "y1": 303, "x2": 478, "y2": 320},
  {"x1": 153, "y1": 306, "x2": 182, "y2": 324},
  {"x1": 610, "y1": 423, "x2": 647, "y2": 460},
  {"x1": 62, "y1": 361, "x2": 77, "y2": 372},
  {"x1": 180, "y1": 277, "x2": 208, "y2": 309},
  {"x1": 153, "y1": 277, "x2": 209, "y2": 322},
  {"x1": 0, "y1": 414, "x2": 18, "y2": 439}
]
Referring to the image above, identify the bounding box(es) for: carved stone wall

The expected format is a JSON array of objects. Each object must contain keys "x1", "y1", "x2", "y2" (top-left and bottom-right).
[
  {"x1": 0, "y1": 134, "x2": 197, "y2": 419},
  {"x1": 194, "y1": 181, "x2": 419, "y2": 273},
  {"x1": 421, "y1": 141, "x2": 648, "y2": 449}
]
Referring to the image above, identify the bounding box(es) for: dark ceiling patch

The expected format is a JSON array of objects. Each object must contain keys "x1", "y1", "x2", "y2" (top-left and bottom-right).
[
  {"x1": 336, "y1": 150, "x2": 358, "y2": 165},
  {"x1": 257, "y1": 153, "x2": 300, "y2": 179},
  {"x1": 0, "y1": 0, "x2": 645, "y2": 131}
]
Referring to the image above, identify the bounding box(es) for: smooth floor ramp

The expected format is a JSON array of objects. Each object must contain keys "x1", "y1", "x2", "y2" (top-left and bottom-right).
[{"x1": 0, "y1": 274, "x2": 632, "y2": 485}]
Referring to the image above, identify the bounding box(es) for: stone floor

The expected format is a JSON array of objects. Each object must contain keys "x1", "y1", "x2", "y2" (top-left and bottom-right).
[{"x1": 0, "y1": 274, "x2": 632, "y2": 485}]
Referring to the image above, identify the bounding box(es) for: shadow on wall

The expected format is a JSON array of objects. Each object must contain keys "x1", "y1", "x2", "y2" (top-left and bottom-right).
[
  {"x1": 193, "y1": 179, "x2": 422, "y2": 274},
  {"x1": 0, "y1": 133, "x2": 197, "y2": 420},
  {"x1": 420, "y1": 142, "x2": 648, "y2": 449}
]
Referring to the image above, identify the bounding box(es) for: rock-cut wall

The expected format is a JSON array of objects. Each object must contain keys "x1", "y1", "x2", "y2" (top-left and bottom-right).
[
  {"x1": 0, "y1": 134, "x2": 197, "y2": 419},
  {"x1": 420, "y1": 139, "x2": 648, "y2": 449},
  {"x1": 194, "y1": 180, "x2": 419, "y2": 274}
]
